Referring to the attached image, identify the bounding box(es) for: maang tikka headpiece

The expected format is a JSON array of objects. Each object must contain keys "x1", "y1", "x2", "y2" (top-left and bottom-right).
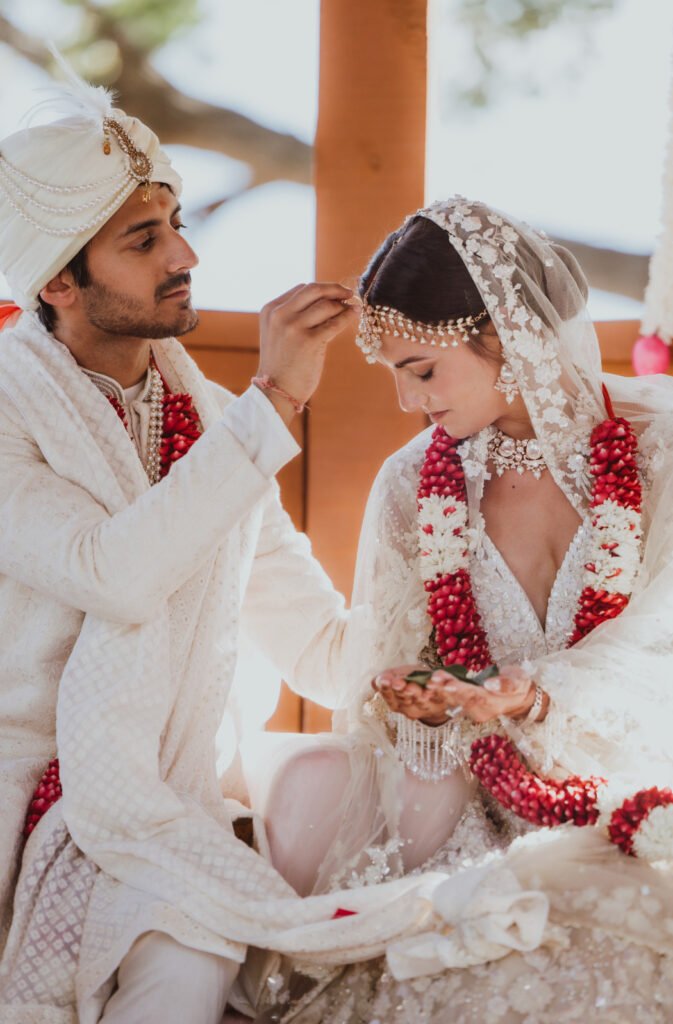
[
  {"x1": 102, "y1": 117, "x2": 153, "y2": 203},
  {"x1": 355, "y1": 223, "x2": 489, "y2": 363}
]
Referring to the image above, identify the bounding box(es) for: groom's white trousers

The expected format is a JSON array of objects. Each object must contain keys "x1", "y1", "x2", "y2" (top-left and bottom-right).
[{"x1": 99, "y1": 930, "x2": 240, "y2": 1024}]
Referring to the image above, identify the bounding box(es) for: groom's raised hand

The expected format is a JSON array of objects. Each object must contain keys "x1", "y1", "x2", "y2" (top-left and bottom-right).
[{"x1": 256, "y1": 282, "x2": 359, "y2": 423}]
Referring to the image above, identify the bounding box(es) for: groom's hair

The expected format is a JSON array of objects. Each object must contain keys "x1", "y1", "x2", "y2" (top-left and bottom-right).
[
  {"x1": 37, "y1": 244, "x2": 92, "y2": 333},
  {"x1": 359, "y1": 217, "x2": 485, "y2": 324}
]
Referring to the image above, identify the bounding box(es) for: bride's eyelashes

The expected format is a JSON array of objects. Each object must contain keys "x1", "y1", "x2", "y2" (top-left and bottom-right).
[{"x1": 419, "y1": 369, "x2": 434, "y2": 382}]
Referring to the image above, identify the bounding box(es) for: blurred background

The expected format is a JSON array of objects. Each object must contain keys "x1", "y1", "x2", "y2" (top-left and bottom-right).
[
  {"x1": 1, "y1": 0, "x2": 671, "y2": 318},
  {"x1": 2, "y1": 0, "x2": 670, "y2": 733}
]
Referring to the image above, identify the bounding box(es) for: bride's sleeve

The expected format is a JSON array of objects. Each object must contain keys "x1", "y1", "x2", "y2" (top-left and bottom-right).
[{"x1": 520, "y1": 463, "x2": 673, "y2": 782}]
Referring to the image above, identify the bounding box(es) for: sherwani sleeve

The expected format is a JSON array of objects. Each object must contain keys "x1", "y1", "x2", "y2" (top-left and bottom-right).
[
  {"x1": 240, "y1": 487, "x2": 373, "y2": 710},
  {"x1": 0, "y1": 388, "x2": 299, "y2": 624}
]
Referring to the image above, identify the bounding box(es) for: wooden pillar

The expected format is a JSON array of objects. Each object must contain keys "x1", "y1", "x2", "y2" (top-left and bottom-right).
[{"x1": 303, "y1": 0, "x2": 428, "y2": 731}]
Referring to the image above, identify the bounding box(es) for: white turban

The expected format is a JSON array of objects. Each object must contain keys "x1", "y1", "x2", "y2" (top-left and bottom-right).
[{"x1": 0, "y1": 83, "x2": 182, "y2": 310}]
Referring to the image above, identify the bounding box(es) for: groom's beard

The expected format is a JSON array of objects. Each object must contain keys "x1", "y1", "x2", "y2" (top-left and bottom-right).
[{"x1": 80, "y1": 273, "x2": 199, "y2": 339}]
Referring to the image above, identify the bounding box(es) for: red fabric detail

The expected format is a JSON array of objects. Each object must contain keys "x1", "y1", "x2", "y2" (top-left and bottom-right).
[
  {"x1": 601, "y1": 382, "x2": 616, "y2": 421},
  {"x1": 331, "y1": 908, "x2": 358, "y2": 919},
  {"x1": 0, "y1": 303, "x2": 22, "y2": 331}
]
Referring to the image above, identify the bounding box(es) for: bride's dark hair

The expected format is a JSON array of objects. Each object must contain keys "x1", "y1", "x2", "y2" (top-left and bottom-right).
[
  {"x1": 358, "y1": 216, "x2": 484, "y2": 322},
  {"x1": 359, "y1": 213, "x2": 589, "y2": 329}
]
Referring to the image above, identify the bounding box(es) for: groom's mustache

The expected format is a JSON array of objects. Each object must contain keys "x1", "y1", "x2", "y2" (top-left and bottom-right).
[{"x1": 156, "y1": 273, "x2": 192, "y2": 300}]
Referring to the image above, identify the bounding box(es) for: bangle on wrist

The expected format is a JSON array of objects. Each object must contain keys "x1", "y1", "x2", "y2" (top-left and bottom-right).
[
  {"x1": 523, "y1": 683, "x2": 547, "y2": 723},
  {"x1": 252, "y1": 375, "x2": 307, "y2": 414}
]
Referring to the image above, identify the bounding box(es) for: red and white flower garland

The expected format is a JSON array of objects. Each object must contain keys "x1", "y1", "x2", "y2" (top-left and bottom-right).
[
  {"x1": 23, "y1": 381, "x2": 202, "y2": 841},
  {"x1": 108, "y1": 377, "x2": 202, "y2": 480},
  {"x1": 469, "y1": 735, "x2": 673, "y2": 860},
  {"x1": 415, "y1": 406, "x2": 673, "y2": 859}
]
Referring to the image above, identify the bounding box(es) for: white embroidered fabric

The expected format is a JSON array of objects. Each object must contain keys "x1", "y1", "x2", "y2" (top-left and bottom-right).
[
  {"x1": 249, "y1": 198, "x2": 673, "y2": 1022},
  {"x1": 0, "y1": 314, "x2": 484, "y2": 1024}
]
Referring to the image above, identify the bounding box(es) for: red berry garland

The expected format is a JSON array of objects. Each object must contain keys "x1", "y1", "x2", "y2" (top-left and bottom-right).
[
  {"x1": 469, "y1": 735, "x2": 604, "y2": 829},
  {"x1": 469, "y1": 738, "x2": 673, "y2": 857},
  {"x1": 24, "y1": 759, "x2": 62, "y2": 838},
  {"x1": 607, "y1": 787, "x2": 673, "y2": 856},
  {"x1": 419, "y1": 428, "x2": 490, "y2": 671},
  {"x1": 107, "y1": 388, "x2": 202, "y2": 480},
  {"x1": 23, "y1": 382, "x2": 203, "y2": 842},
  {"x1": 418, "y1": 409, "x2": 646, "y2": 846},
  {"x1": 568, "y1": 417, "x2": 642, "y2": 644},
  {"x1": 159, "y1": 393, "x2": 201, "y2": 477}
]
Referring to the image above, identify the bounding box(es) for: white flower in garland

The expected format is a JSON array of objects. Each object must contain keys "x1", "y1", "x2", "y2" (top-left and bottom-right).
[
  {"x1": 585, "y1": 500, "x2": 642, "y2": 593},
  {"x1": 632, "y1": 803, "x2": 673, "y2": 861},
  {"x1": 418, "y1": 494, "x2": 468, "y2": 582}
]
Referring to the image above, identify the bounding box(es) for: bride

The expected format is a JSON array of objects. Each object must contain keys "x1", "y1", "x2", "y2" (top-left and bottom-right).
[{"x1": 244, "y1": 197, "x2": 673, "y2": 1022}]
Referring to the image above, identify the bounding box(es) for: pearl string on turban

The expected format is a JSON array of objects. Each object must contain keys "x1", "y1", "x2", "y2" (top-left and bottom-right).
[{"x1": 0, "y1": 58, "x2": 181, "y2": 311}]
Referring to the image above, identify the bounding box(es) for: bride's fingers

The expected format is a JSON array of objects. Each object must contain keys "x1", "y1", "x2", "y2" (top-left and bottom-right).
[{"x1": 483, "y1": 674, "x2": 531, "y2": 699}]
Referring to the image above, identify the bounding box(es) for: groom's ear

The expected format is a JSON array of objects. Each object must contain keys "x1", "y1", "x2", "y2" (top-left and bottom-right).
[{"x1": 39, "y1": 270, "x2": 77, "y2": 310}]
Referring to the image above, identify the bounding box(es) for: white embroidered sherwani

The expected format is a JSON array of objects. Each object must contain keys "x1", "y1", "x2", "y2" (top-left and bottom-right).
[{"x1": 0, "y1": 313, "x2": 453, "y2": 1023}]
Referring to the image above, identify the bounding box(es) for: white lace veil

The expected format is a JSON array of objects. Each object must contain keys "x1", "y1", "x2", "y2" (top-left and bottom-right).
[
  {"x1": 324, "y1": 198, "x2": 673, "y2": 874},
  {"x1": 268, "y1": 196, "x2": 673, "y2": 916},
  {"x1": 420, "y1": 199, "x2": 610, "y2": 511}
]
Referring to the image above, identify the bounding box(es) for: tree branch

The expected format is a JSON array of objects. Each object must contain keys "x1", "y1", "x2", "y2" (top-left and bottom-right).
[
  {"x1": 0, "y1": 10, "x2": 652, "y2": 299},
  {"x1": 0, "y1": 15, "x2": 52, "y2": 69},
  {"x1": 550, "y1": 235, "x2": 650, "y2": 302},
  {"x1": 0, "y1": 13, "x2": 312, "y2": 187}
]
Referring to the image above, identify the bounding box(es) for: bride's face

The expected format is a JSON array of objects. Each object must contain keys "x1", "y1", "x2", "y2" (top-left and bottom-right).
[{"x1": 377, "y1": 319, "x2": 519, "y2": 439}]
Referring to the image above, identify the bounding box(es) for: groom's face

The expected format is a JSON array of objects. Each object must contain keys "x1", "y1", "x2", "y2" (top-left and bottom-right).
[{"x1": 74, "y1": 184, "x2": 199, "y2": 339}]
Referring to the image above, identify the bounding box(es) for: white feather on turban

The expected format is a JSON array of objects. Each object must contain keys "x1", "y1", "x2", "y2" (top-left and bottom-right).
[{"x1": 0, "y1": 61, "x2": 182, "y2": 311}]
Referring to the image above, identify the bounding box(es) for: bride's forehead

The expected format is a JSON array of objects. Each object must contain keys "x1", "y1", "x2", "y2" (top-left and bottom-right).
[
  {"x1": 378, "y1": 332, "x2": 430, "y2": 365},
  {"x1": 378, "y1": 330, "x2": 466, "y2": 366}
]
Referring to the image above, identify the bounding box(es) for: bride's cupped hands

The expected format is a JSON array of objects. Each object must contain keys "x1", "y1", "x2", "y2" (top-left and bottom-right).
[{"x1": 372, "y1": 662, "x2": 541, "y2": 724}]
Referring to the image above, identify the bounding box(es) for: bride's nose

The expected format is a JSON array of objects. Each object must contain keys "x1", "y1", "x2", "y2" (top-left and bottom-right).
[{"x1": 395, "y1": 373, "x2": 426, "y2": 413}]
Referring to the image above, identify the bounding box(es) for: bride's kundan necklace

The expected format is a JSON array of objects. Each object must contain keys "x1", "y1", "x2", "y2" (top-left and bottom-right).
[
  {"x1": 418, "y1": 405, "x2": 642, "y2": 673},
  {"x1": 487, "y1": 428, "x2": 546, "y2": 479}
]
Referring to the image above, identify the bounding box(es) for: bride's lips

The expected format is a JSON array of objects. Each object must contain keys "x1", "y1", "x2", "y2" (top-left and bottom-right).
[{"x1": 428, "y1": 410, "x2": 449, "y2": 422}]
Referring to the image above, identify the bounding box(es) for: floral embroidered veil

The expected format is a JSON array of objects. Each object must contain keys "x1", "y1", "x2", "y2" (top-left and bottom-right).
[{"x1": 313, "y1": 197, "x2": 673, "y2": 893}]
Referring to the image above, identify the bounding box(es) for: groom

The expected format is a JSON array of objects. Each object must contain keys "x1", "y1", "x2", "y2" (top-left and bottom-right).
[{"x1": 0, "y1": 87, "x2": 359, "y2": 1022}]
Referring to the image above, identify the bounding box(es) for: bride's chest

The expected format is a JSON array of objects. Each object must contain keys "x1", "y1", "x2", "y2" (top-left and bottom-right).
[
  {"x1": 479, "y1": 472, "x2": 584, "y2": 627},
  {"x1": 468, "y1": 518, "x2": 591, "y2": 663}
]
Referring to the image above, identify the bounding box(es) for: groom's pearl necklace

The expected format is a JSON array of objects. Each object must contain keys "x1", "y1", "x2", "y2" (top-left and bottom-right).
[
  {"x1": 145, "y1": 365, "x2": 165, "y2": 485},
  {"x1": 488, "y1": 428, "x2": 547, "y2": 479}
]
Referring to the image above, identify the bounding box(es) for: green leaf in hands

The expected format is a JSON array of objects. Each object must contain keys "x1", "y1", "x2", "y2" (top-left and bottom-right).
[
  {"x1": 403, "y1": 663, "x2": 499, "y2": 689},
  {"x1": 472, "y1": 664, "x2": 500, "y2": 686}
]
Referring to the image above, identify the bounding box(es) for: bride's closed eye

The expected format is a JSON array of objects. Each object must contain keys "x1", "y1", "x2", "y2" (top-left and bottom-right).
[{"x1": 419, "y1": 369, "x2": 434, "y2": 382}]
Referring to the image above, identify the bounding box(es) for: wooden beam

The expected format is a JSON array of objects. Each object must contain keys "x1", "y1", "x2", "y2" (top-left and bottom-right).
[{"x1": 305, "y1": 0, "x2": 429, "y2": 731}]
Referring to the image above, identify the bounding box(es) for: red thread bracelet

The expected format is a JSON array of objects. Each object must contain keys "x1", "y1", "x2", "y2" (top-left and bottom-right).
[{"x1": 251, "y1": 375, "x2": 307, "y2": 414}]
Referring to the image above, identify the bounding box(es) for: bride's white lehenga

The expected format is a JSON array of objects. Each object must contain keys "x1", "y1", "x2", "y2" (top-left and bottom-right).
[{"x1": 244, "y1": 200, "x2": 673, "y2": 1022}]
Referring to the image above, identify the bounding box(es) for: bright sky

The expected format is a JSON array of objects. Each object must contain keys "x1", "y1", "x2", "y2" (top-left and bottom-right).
[{"x1": 1, "y1": 0, "x2": 672, "y2": 319}]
